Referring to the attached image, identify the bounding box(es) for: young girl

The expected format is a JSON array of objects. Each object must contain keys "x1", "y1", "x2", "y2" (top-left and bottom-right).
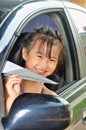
[{"x1": 4, "y1": 25, "x2": 64, "y2": 115}]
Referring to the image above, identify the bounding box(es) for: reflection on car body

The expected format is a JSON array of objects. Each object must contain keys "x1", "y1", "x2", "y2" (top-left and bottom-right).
[{"x1": 0, "y1": 0, "x2": 86, "y2": 129}]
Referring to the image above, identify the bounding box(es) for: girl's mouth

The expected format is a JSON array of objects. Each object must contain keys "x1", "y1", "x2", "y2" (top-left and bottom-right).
[{"x1": 36, "y1": 68, "x2": 47, "y2": 76}]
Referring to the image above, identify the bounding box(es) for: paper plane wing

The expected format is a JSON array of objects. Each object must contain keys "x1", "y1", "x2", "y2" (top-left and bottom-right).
[{"x1": 2, "y1": 61, "x2": 58, "y2": 85}]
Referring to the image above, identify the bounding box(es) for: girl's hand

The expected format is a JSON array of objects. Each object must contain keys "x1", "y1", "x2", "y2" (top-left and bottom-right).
[
  {"x1": 4, "y1": 74, "x2": 22, "y2": 115},
  {"x1": 5, "y1": 74, "x2": 22, "y2": 99}
]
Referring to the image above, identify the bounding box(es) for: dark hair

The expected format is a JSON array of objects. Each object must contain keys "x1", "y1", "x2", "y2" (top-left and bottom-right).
[{"x1": 12, "y1": 25, "x2": 65, "y2": 76}]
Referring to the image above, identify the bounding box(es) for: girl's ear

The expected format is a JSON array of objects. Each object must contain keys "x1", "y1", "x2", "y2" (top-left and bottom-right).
[{"x1": 22, "y1": 47, "x2": 28, "y2": 61}]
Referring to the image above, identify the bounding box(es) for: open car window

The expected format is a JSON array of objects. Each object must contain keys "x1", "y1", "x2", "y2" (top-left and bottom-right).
[{"x1": 8, "y1": 12, "x2": 78, "y2": 91}]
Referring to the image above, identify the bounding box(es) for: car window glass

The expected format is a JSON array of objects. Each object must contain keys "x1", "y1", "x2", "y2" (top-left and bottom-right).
[{"x1": 68, "y1": 8, "x2": 86, "y2": 46}]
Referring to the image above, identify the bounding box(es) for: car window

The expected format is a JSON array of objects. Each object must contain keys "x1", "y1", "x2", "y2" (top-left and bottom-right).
[
  {"x1": 8, "y1": 13, "x2": 65, "y2": 91},
  {"x1": 68, "y1": 8, "x2": 86, "y2": 46},
  {"x1": 8, "y1": 12, "x2": 76, "y2": 93}
]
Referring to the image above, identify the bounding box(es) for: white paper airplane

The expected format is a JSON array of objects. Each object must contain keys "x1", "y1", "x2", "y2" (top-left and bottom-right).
[{"x1": 2, "y1": 61, "x2": 58, "y2": 84}]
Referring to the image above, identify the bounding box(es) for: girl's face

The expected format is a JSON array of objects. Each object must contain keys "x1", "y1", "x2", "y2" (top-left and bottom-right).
[{"x1": 22, "y1": 40, "x2": 61, "y2": 77}]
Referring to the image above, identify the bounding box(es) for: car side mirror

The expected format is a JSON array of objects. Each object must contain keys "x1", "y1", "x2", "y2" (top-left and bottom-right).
[
  {"x1": 2, "y1": 93, "x2": 71, "y2": 130},
  {"x1": 82, "y1": 108, "x2": 86, "y2": 124}
]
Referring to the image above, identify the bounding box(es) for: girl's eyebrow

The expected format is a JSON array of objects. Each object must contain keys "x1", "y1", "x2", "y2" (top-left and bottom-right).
[{"x1": 36, "y1": 51, "x2": 44, "y2": 54}]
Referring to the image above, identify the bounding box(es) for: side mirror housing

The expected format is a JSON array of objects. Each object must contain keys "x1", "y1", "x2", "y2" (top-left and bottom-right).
[{"x1": 2, "y1": 93, "x2": 71, "y2": 130}]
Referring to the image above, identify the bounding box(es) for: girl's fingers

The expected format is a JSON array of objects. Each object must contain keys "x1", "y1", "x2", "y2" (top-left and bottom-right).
[
  {"x1": 5, "y1": 75, "x2": 21, "y2": 87},
  {"x1": 4, "y1": 74, "x2": 22, "y2": 96}
]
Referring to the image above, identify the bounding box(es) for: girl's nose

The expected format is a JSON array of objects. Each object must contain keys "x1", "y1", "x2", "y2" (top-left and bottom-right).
[{"x1": 40, "y1": 59, "x2": 49, "y2": 69}]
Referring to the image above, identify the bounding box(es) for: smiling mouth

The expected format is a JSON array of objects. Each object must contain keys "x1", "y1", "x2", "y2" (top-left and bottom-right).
[{"x1": 36, "y1": 68, "x2": 47, "y2": 75}]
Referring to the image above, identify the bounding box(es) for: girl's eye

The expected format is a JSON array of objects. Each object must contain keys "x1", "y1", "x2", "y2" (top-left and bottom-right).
[
  {"x1": 37, "y1": 54, "x2": 42, "y2": 58},
  {"x1": 50, "y1": 59, "x2": 57, "y2": 62}
]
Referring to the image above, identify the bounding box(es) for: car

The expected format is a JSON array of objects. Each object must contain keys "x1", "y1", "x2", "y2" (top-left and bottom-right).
[{"x1": 0, "y1": 0, "x2": 86, "y2": 129}]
